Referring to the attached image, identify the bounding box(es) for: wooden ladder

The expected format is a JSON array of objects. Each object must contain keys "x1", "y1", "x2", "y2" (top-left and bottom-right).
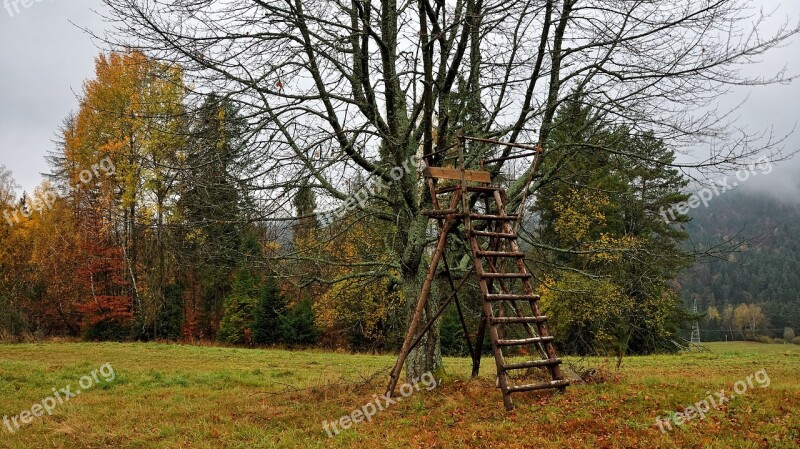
[
  {"x1": 386, "y1": 138, "x2": 568, "y2": 410},
  {"x1": 462, "y1": 184, "x2": 569, "y2": 410}
]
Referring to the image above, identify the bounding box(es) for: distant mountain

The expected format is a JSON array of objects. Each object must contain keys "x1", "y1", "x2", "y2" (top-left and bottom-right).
[{"x1": 678, "y1": 189, "x2": 800, "y2": 338}]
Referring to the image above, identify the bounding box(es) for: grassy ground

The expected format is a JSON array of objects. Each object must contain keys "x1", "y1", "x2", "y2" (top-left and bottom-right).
[{"x1": 0, "y1": 342, "x2": 798, "y2": 448}]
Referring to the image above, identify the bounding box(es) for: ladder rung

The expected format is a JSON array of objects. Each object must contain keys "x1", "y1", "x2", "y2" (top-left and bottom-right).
[
  {"x1": 477, "y1": 251, "x2": 525, "y2": 258},
  {"x1": 435, "y1": 185, "x2": 461, "y2": 194},
  {"x1": 421, "y1": 209, "x2": 460, "y2": 217},
  {"x1": 435, "y1": 185, "x2": 505, "y2": 195},
  {"x1": 470, "y1": 214, "x2": 518, "y2": 221},
  {"x1": 503, "y1": 359, "x2": 562, "y2": 371},
  {"x1": 472, "y1": 230, "x2": 517, "y2": 239},
  {"x1": 465, "y1": 185, "x2": 503, "y2": 193},
  {"x1": 505, "y1": 379, "x2": 570, "y2": 393},
  {"x1": 490, "y1": 316, "x2": 548, "y2": 325},
  {"x1": 486, "y1": 294, "x2": 540, "y2": 301},
  {"x1": 481, "y1": 272, "x2": 531, "y2": 279},
  {"x1": 497, "y1": 336, "x2": 554, "y2": 346}
]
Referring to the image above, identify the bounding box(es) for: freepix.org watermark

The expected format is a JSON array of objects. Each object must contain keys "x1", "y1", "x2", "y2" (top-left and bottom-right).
[
  {"x1": 2, "y1": 363, "x2": 116, "y2": 434},
  {"x1": 317, "y1": 154, "x2": 423, "y2": 225},
  {"x1": 655, "y1": 368, "x2": 770, "y2": 433},
  {"x1": 2, "y1": 156, "x2": 115, "y2": 228},
  {"x1": 3, "y1": 0, "x2": 52, "y2": 18},
  {"x1": 660, "y1": 156, "x2": 773, "y2": 224},
  {"x1": 322, "y1": 371, "x2": 440, "y2": 438}
]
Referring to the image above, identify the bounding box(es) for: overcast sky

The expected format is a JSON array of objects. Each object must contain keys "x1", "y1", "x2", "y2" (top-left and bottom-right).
[{"x1": 1, "y1": 0, "x2": 798, "y2": 198}]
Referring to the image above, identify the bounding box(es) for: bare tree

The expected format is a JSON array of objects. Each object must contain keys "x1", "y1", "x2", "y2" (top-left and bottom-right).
[
  {"x1": 0, "y1": 165, "x2": 18, "y2": 209},
  {"x1": 99, "y1": 0, "x2": 798, "y2": 377}
]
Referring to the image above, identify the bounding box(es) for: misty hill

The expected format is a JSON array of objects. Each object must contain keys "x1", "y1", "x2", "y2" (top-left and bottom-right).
[{"x1": 678, "y1": 189, "x2": 800, "y2": 338}]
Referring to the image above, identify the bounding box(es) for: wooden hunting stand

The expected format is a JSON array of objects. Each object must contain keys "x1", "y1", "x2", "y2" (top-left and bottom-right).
[{"x1": 386, "y1": 135, "x2": 569, "y2": 411}]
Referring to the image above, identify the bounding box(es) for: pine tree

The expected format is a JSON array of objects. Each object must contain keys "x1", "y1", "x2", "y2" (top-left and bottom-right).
[
  {"x1": 534, "y1": 93, "x2": 693, "y2": 355},
  {"x1": 252, "y1": 277, "x2": 288, "y2": 345},
  {"x1": 176, "y1": 94, "x2": 249, "y2": 337},
  {"x1": 217, "y1": 267, "x2": 260, "y2": 344},
  {"x1": 279, "y1": 298, "x2": 319, "y2": 347}
]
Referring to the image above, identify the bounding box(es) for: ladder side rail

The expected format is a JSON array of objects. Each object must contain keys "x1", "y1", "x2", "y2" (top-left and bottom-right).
[
  {"x1": 460, "y1": 135, "x2": 514, "y2": 410},
  {"x1": 497, "y1": 189, "x2": 566, "y2": 384}
]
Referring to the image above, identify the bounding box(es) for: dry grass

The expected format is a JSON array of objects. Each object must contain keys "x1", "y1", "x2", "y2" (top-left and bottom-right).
[{"x1": 0, "y1": 342, "x2": 798, "y2": 448}]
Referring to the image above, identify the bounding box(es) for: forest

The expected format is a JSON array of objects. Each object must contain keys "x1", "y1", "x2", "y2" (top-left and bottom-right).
[
  {"x1": 680, "y1": 190, "x2": 800, "y2": 342},
  {"x1": 2, "y1": 49, "x2": 788, "y2": 357},
  {"x1": 1, "y1": 0, "x2": 797, "y2": 365}
]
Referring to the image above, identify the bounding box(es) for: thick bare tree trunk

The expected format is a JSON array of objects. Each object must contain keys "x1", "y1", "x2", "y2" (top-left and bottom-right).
[
  {"x1": 402, "y1": 262, "x2": 442, "y2": 380},
  {"x1": 399, "y1": 211, "x2": 443, "y2": 380}
]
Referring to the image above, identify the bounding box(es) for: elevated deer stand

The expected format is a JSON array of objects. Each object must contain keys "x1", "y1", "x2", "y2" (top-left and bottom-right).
[{"x1": 386, "y1": 135, "x2": 568, "y2": 411}]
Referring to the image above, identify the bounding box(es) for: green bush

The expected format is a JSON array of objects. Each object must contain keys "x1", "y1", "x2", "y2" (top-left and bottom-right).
[
  {"x1": 217, "y1": 268, "x2": 260, "y2": 345},
  {"x1": 279, "y1": 298, "x2": 319, "y2": 347},
  {"x1": 785, "y1": 328, "x2": 796, "y2": 341},
  {"x1": 755, "y1": 335, "x2": 772, "y2": 344},
  {"x1": 83, "y1": 319, "x2": 132, "y2": 341},
  {"x1": 440, "y1": 306, "x2": 470, "y2": 357},
  {"x1": 217, "y1": 293, "x2": 258, "y2": 344},
  {"x1": 792, "y1": 336, "x2": 800, "y2": 345},
  {"x1": 155, "y1": 284, "x2": 185, "y2": 340},
  {"x1": 252, "y1": 277, "x2": 287, "y2": 345}
]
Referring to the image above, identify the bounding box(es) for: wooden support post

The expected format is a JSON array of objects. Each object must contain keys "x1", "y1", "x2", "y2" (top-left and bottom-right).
[
  {"x1": 471, "y1": 313, "x2": 487, "y2": 377},
  {"x1": 386, "y1": 191, "x2": 462, "y2": 397}
]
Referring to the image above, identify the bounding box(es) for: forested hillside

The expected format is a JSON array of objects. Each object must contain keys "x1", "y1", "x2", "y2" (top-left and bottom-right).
[{"x1": 679, "y1": 190, "x2": 800, "y2": 340}]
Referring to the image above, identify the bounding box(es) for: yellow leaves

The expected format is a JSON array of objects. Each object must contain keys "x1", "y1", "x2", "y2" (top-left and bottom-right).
[
  {"x1": 732, "y1": 303, "x2": 767, "y2": 339},
  {"x1": 541, "y1": 272, "x2": 628, "y2": 320},
  {"x1": 540, "y1": 270, "x2": 633, "y2": 354},
  {"x1": 552, "y1": 188, "x2": 609, "y2": 242},
  {"x1": 262, "y1": 240, "x2": 282, "y2": 254},
  {"x1": 185, "y1": 228, "x2": 207, "y2": 245},
  {"x1": 551, "y1": 188, "x2": 642, "y2": 264},
  {"x1": 303, "y1": 214, "x2": 401, "y2": 347},
  {"x1": 65, "y1": 50, "x2": 187, "y2": 214},
  {"x1": 707, "y1": 306, "x2": 721, "y2": 321},
  {"x1": 585, "y1": 234, "x2": 642, "y2": 264},
  {"x1": 315, "y1": 271, "x2": 403, "y2": 344}
]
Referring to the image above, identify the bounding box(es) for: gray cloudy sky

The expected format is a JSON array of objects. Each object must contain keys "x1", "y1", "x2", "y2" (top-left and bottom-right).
[
  {"x1": 0, "y1": 0, "x2": 108, "y2": 194},
  {"x1": 0, "y1": 0, "x2": 798, "y2": 197}
]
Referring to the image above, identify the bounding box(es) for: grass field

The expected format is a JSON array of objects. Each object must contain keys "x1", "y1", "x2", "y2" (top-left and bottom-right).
[{"x1": 0, "y1": 342, "x2": 798, "y2": 448}]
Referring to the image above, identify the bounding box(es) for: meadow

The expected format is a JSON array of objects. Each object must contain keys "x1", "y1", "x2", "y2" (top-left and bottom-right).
[{"x1": 0, "y1": 342, "x2": 798, "y2": 448}]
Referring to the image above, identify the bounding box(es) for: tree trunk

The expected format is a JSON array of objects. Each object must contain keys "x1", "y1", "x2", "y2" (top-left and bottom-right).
[
  {"x1": 402, "y1": 261, "x2": 442, "y2": 380},
  {"x1": 397, "y1": 209, "x2": 443, "y2": 381}
]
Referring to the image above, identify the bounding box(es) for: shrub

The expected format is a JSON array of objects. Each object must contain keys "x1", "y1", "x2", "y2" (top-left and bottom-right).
[
  {"x1": 252, "y1": 277, "x2": 287, "y2": 345},
  {"x1": 792, "y1": 336, "x2": 800, "y2": 346},
  {"x1": 83, "y1": 319, "x2": 132, "y2": 341},
  {"x1": 279, "y1": 298, "x2": 319, "y2": 347},
  {"x1": 755, "y1": 335, "x2": 772, "y2": 344},
  {"x1": 217, "y1": 268, "x2": 260, "y2": 345},
  {"x1": 154, "y1": 284, "x2": 184, "y2": 341},
  {"x1": 440, "y1": 306, "x2": 471, "y2": 357},
  {"x1": 784, "y1": 327, "x2": 796, "y2": 341},
  {"x1": 217, "y1": 293, "x2": 258, "y2": 344}
]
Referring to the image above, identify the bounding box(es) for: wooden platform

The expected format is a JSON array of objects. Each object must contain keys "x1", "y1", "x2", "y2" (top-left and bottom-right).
[{"x1": 422, "y1": 166, "x2": 492, "y2": 183}]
